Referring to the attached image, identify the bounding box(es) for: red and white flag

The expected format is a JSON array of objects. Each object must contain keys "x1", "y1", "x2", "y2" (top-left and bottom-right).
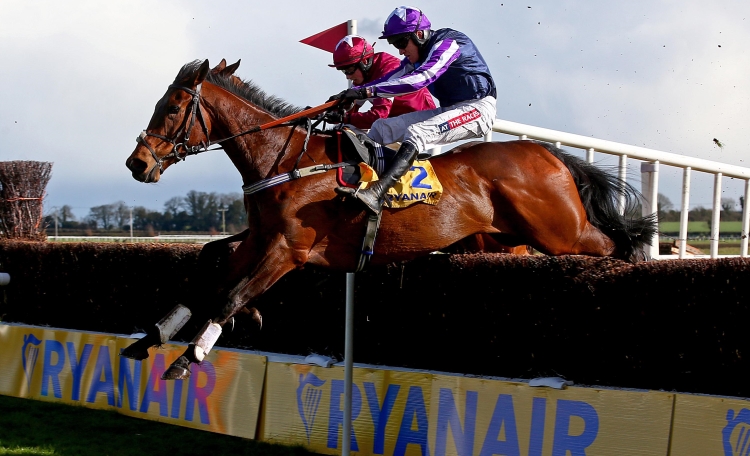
[{"x1": 299, "y1": 22, "x2": 348, "y2": 53}]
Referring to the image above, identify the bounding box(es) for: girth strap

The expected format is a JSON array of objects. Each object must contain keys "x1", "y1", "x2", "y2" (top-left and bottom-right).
[{"x1": 242, "y1": 162, "x2": 353, "y2": 195}]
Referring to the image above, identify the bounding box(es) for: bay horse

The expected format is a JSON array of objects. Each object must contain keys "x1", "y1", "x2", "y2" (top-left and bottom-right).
[
  {"x1": 124, "y1": 60, "x2": 655, "y2": 380},
  {"x1": 209, "y1": 58, "x2": 530, "y2": 255}
]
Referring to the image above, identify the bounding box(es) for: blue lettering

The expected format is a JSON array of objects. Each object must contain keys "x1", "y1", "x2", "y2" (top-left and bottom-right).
[
  {"x1": 409, "y1": 166, "x2": 432, "y2": 189},
  {"x1": 67, "y1": 342, "x2": 93, "y2": 402},
  {"x1": 410, "y1": 193, "x2": 419, "y2": 200},
  {"x1": 327, "y1": 379, "x2": 361, "y2": 451},
  {"x1": 171, "y1": 377, "x2": 184, "y2": 419},
  {"x1": 402, "y1": 194, "x2": 411, "y2": 201},
  {"x1": 436, "y1": 388, "x2": 478, "y2": 456},
  {"x1": 551, "y1": 400, "x2": 599, "y2": 456},
  {"x1": 528, "y1": 397, "x2": 547, "y2": 456},
  {"x1": 117, "y1": 351, "x2": 141, "y2": 410},
  {"x1": 364, "y1": 382, "x2": 400, "y2": 455},
  {"x1": 185, "y1": 361, "x2": 215, "y2": 424},
  {"x1": 41, "y1": 340, "x2": 65, "y2": 398},
  {"x1": 479, "y1": 394, "x2": 520, "y2": 456},
  {"x1": 394, "y1": 386, "x2": 429, "y2": 456},
  {"x1": 86, "y1": 345, "x2": 115, "y2": 406},
  {"x1": 140, "y1": 354, "x2": 168, "y2": 417}
]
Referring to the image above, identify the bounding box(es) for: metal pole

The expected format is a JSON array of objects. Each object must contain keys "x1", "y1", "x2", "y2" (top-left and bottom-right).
[
  {"x1": 217, "y1": 207, "x2": 228, "y2": 235},
  {"x1": 129, "y1": 207, "x2": 133, "y2": 240},
  {"x1": 342, "y1": 18, "x2": 357, "y2": 456},
  {"x1": 53, "y1": 208, "x2": 58, "y2": 238}
]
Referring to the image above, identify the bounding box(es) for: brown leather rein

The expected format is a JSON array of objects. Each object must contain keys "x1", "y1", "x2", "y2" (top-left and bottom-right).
[{"x1": 135, "y1": 82, "x2": 338, "y2": 182}]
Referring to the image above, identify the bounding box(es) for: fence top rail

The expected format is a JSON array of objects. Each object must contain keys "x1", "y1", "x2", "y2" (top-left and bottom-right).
[{"x1": 492, "y1": 118, "x2": 750, "y2": 180}]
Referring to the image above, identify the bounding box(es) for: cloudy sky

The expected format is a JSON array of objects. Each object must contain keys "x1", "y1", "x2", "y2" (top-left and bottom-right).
[{"x1": 1, "y1": 0, "x2": 748, "y2": 219}]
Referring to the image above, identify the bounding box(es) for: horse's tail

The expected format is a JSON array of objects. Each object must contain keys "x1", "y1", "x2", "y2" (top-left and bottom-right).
[{"x1": 535, "y1": 141, "x2": 658, "y2": 262}]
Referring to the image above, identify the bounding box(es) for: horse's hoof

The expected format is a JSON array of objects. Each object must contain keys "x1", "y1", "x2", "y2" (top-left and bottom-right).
[
  {"x1": 120, "y1": 343, "x2": 150, "y2": 361},
  {"x1": 161, "y1": 356, "x2": 191, "y2": 380}
]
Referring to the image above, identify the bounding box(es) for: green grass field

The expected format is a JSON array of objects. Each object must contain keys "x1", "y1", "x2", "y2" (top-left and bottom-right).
[
  {"x1": 659, "y1": 221, "x2": 744, "y2": 233},
  {"x1": 0, "y1": 395, "x2": 320, "y2": 456}
]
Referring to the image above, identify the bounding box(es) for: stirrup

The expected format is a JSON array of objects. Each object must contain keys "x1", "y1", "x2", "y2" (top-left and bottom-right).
[{"x1": 335, "y1": 186, "x2": 357, "y2": 197}]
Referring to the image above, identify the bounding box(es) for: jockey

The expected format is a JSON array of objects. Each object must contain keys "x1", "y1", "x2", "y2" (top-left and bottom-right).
[
  {"x1": 326, "y1": 34, "x2": 435, "y2": 129},
  {"x1": 330, "y1": 6, "x2": 497, "y2": 215}
]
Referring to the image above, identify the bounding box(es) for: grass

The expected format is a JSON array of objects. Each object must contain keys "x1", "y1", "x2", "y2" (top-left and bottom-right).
[
  {"x1": 0, "y1": 395, "x2": 320, "y2": 456},
  {"x1": 659, "y1": 221, "x2": 744, "y2": 233},
  {"x1": 659, "y1": 240, "x2": 744, "y2": 255}
]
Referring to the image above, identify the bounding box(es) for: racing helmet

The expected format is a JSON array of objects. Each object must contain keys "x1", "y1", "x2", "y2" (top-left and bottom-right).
[
  {"x1": 329, "y1": 35, "x2": 375, "y2": 73},
  {"x1": 379, "y1": 6, "x2": 431, "y2": 40}
]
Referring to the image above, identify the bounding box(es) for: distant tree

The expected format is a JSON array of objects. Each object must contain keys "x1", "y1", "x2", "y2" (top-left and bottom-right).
[
  {"x1": 657, "y1": 193, "x2": 674, "y2": 212},
  {"x1": 59, "y1": 205, "x2": 76, "y2": 224},
  {"x1": 721, "y1": 197, "x2": 737, "y2": 212},
  {"x1": 87, "y1": 204, "x2": 116, "y2": 230}
]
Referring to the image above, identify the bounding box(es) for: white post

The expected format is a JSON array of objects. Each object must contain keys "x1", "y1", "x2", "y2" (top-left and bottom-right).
[
  {"x1": 710, "y1": 173, "x2": 722, "y2": 258},
  {"x1": 129, "y1": 207, "x2": 133, "y2": 240},
  {"x1": 218, "y1": 207, "x2": 228, "y2": 235},
  {"x1": 678, "y1": 167, "x2": 692, "y2": 259},
  {"x1": 742, "y1": 179, "x2": 750, "y2": 257},
  {"x1": 586, "y1": 148, "x2": 595, "y2": 164},
  {"x1": 343, "y1": 21, "x2": 356, "y2": 456},
  {"x1": 617, "y1": 154, "x2": 627, "y2": 215},
  {"x1": 641, "y1": 161, "x2": 660, "y2": 259}
]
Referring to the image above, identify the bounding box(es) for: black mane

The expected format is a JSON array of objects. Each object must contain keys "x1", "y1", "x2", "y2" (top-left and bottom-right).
[{"x1": 175, "y1": 60, "x2": 303, "y2": 118}]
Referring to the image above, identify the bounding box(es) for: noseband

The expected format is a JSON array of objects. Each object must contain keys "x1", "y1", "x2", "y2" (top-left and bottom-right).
[{"x1": 136, "y1": 83, "x2": 210, "y2": 182}]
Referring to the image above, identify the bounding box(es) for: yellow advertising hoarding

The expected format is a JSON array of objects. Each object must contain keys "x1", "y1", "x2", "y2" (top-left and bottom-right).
[
  {"x1": 670, "y1": 393, "x2": 750, "y2": 455},
  {"x1": 261, "y1": 363, "x2": 674, "y2": 455},
  {"x1": 0, "y1": 324, "x2": 266, "y2": 440}
]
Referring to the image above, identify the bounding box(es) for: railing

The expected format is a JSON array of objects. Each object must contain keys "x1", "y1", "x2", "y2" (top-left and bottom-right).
[
  {"x1": 47, "y1": 235, "x2": 231, "y2": 244},
  {"x1": 484, "y1": 118, "x2": 750, "y2": 260}
]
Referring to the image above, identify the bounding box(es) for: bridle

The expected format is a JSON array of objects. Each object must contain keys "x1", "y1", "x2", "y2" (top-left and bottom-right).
[
  {"x1": 135, "y1": 81, "x2": 340, "y2": 183},
  {"x1": 136, "y1": 83, "x2": 210, "y2": 182}
]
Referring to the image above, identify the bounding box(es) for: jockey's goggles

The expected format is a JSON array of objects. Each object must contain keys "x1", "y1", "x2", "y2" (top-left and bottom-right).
[
  {"x1": 387, "y1": 34, "x2": 411, "y2": 50},
  {"x1": 339, "y1": 65, "x2": 358, "y2": 76}
]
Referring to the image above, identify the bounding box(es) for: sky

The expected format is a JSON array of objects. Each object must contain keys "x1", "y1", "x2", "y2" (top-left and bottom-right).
[{"x1": 1, "y1": 0, "x2": 749, "y2": 219}]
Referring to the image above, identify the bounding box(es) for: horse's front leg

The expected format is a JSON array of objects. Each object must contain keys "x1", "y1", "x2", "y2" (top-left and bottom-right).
[
  {"x1": 162, "y1": 232, "x2": 302, "y2": 380},
  {"x1": 120, "y1": 230, "x2": 251, "y2": 361}
]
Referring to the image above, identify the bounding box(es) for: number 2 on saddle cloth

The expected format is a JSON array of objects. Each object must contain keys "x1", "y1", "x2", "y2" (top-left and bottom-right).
[{"x1": 335, "y1": 128, "x2": 443, "y2": 209}]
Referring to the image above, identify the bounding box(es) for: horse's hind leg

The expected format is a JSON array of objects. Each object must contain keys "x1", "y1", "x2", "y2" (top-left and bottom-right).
[{"x1": 162, "y1": 233, "x2": 300, "y2": 380}]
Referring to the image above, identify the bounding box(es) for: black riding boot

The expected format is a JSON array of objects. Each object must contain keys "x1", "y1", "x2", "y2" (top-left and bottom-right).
[{"x1": 336, "y1": 141, "x2": 419, "y2": 215}]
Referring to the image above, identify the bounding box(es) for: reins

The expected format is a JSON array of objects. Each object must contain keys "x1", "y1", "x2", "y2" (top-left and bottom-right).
[{"x1": 137, "y1": 82, "x2": 339, "y2": 181}]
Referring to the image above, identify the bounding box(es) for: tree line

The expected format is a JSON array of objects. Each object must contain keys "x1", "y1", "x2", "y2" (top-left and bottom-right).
[
  {"x1": 46, "y1": 191, "x2": 247, "y2": 235},
  {"x1": 657, "y1": 194, "x2": 745, "y2": 222}
]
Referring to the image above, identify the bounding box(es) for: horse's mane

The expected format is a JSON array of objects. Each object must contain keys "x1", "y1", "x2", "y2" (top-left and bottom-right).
[{"x1": 175, "y1": 60, "x2": 303, "y2": 119}]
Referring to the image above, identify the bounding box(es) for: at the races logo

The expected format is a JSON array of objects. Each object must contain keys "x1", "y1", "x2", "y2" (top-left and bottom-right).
[{"x1": 437, "y1": 108, "x2": 481, "y2": 133}]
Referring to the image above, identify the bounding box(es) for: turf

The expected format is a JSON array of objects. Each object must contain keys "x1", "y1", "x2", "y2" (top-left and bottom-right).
[{"x1": 0, "y1": 395, "x2": 320, "y2": 456}]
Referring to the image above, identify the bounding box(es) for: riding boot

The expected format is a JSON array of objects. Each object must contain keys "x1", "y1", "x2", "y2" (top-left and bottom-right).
[{"x1": 336, "y1": 141, "x2": 419, "y2": 215}]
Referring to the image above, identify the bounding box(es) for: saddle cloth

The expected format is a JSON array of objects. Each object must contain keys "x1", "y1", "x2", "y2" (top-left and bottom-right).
[{"x1": 334, "y1": 126, "x2": 443, "y2": 208}]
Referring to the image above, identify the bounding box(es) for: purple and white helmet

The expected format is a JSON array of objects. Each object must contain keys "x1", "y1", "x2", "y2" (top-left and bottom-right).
[{"x1": 379, "y1": 6, "x2": 431, "y2": 39}]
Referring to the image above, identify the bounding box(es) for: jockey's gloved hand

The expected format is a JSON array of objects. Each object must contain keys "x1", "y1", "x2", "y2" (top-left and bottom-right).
[
  {"x1": 323, "y1": 111, "x2": 344, "y2": 124},
  {"x1": 328, "y1": 87, "x2": 368, "y2": 103}
]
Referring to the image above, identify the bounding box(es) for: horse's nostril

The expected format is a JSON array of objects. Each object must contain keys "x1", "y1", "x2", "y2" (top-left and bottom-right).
[{"x1": 127, "y1": 158, "x2": 147, "y2": 174}]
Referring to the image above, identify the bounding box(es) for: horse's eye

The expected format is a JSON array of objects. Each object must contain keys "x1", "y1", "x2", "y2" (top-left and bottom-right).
[{"x1": 168, "y1": 105, "x2": 180, "y2": 114}]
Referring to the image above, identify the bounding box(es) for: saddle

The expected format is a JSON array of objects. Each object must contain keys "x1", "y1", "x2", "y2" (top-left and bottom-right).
[{"x1": 331, "y1": 126, "x2": 397, "y2": 188}]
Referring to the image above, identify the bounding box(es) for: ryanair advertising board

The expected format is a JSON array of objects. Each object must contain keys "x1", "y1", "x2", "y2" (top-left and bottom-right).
[
  {"x1": 261, "y1": 362, "x2": 675, "y2": 455},
  {"x1": 0, "y1": 324, "x2": 266, "y2": 440},
  {"x1": 670, "y1": 393, "x2": 750, "y2": 456}
]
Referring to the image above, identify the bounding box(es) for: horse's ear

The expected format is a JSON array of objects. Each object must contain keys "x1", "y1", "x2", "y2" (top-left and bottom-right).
[
  {"x1": 192, "y1": 60, "x2": 210, "y2": 86},
  {"x1": 211, "y1": 58, "x2": 227, "y2": 74},
  {"x1": 223, "y1": 59, "x2": 241, "y2": 76}
]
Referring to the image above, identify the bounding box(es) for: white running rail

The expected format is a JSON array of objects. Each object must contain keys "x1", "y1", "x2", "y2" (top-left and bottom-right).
[{"x1": 484, "y1": 118, "x2": 750, "y2": 260}]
